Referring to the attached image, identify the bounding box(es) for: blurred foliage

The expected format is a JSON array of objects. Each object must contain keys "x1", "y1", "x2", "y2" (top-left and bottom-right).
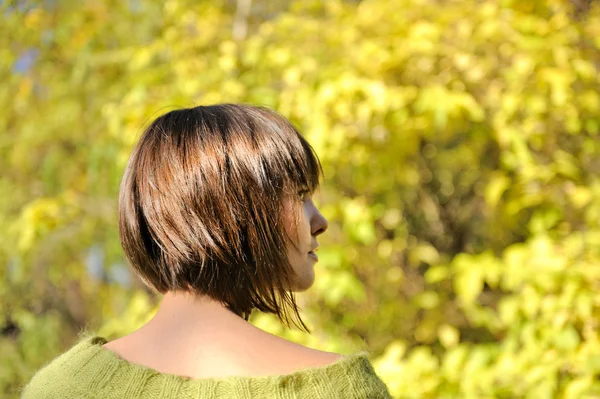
[{"x1": 2, "y1": 0, "x2": 600, "y2": 397}]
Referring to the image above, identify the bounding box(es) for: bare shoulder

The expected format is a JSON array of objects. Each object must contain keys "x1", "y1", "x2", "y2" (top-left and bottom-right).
[
  {"x1": 291, "y1": 344, "x2": 345, "y2": 367},
  {"x1": 246, "y1": 329, "x2": 344, "y2": 375}
]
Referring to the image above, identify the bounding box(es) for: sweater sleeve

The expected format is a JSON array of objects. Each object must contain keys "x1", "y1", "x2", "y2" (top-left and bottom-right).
[
  {"x1": 336, "y1": 355, "x2": 393, "y2": 398},
  {"x1": 283, "y1": 352, "x2": 393, "y2": 398},
  {"x1": 19, "y1": 339, "x2": 96, "y2": 399},
  {"x1": 20, "y1": 365, "x2": 79, "y2": 399}
]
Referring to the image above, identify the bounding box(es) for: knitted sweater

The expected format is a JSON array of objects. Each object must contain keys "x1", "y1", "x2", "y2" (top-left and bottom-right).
[{"x1": 21, "y1": 336, "x2": 392, "y2": 398}]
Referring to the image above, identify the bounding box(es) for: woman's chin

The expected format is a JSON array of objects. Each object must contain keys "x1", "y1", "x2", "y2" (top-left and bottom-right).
[{"x1": 290, "y1": 270, "x2": 315, "y2": 292}]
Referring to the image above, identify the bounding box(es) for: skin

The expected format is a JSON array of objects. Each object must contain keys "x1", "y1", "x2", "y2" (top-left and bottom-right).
[
  {"x1": 103, "y1": 189, "x2": 339, "y2": 379},
  {"x1": 284, "y1": 188, "x2": 329, "y2": 292}
]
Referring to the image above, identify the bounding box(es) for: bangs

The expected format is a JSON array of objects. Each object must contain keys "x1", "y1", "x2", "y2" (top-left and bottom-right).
[
  {"x1": 246, "y1": 106, "x2": 323, "y2": 196},
  {"x1": 283, "y1": 136, "x2": 322, "y2": 194}
]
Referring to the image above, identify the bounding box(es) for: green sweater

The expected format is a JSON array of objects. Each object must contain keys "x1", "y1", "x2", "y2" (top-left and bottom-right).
[{"x1": 21, "y1": 336, "x2": 392, "y2": 398}]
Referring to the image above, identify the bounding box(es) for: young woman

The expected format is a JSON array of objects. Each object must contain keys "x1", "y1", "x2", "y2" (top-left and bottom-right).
[{"x1": 22, "y1": 104, "x2": 392, "y2": 398}]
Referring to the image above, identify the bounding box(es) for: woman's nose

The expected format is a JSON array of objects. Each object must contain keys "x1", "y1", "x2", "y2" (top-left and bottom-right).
[{"x1": 311, "y1": 208, "x2": 328, "y2": 236}]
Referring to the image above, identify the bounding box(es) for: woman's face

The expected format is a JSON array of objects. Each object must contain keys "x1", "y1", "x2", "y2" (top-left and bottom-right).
[{"x1": 283, "y1": 188, "x2": 328, "y2": 291}]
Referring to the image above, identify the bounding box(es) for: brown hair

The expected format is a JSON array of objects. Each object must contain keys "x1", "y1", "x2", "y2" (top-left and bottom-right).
[{"x1": 118, "y1": 104, "x2": 322, "y2": 330}]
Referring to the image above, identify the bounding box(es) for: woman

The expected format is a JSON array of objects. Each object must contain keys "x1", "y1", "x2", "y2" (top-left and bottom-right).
[{"x1": 22, "y1": 104, "x2": 392, "y2": 398}]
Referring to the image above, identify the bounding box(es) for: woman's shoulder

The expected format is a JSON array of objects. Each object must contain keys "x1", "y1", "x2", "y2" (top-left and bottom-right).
[
  {"x1": 195, "y1": 328, "x2": 392, "y2": 398},
  {"x1": 264, "y1": 347, "x2": 393, "y2": 399},
  {"x1": 237, "y1": 328, "x2": 346, "y2": 376},
  {"x1": 20, "y1": 335, "x2": 107, "y2": 399}
]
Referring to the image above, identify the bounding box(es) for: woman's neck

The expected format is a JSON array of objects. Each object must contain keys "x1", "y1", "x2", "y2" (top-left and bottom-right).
[{"x1": 145, "y1": 291, "x2": 249, "y2": 335}]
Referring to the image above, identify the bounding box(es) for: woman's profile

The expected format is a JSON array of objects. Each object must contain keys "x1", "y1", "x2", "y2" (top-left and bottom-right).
[{"x1": 21, "y1": 104, "x2": 392, "y2": 398}]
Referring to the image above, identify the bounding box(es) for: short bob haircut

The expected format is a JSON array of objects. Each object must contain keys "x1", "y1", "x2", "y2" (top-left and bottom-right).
[{"x1": 118, "y1": 104, "x2": 322, "y2": 331}]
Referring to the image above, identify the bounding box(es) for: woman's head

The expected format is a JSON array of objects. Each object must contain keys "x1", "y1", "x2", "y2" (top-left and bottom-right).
[{"x1": 118, "y1": 104, "x2": 327, "y2": 330}]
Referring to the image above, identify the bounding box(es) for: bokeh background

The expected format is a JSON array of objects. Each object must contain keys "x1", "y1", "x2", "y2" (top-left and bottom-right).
[{"x1": 2, "y1": 0, "x2": 600, "y2": 397}]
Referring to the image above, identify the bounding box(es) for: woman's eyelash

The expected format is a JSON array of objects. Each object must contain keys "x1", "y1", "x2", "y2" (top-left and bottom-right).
[{"x1": 298, "y1": 189, "x2": 310, "y2": 199}]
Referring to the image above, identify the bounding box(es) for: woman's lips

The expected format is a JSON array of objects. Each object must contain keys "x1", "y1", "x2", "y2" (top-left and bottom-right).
[{"x1": 308, "y1": 245, "x2": 319, "y2": 261}]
